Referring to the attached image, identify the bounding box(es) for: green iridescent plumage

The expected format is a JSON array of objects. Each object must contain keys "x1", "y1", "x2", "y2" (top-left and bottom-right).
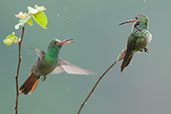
[
  {"x1": 20, "y1": 39, "x2": 94, "y2": 95},
  {"x1": 119, "y1": 14, "x2": 152, "y2": 72}
]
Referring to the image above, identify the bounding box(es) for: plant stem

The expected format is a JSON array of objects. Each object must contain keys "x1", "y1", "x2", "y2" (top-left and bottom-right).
[
  {"x1": 15, "y1": 26, "x2": 25, "y2": 114},
  {"x1": 77, "y1": 60, "x2": 118, "y2": 114}
]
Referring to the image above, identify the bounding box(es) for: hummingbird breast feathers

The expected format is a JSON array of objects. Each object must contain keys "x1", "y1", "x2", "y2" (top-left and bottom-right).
[{"x1": 132, "y1": 30, "x2": 152, "y2": 52}]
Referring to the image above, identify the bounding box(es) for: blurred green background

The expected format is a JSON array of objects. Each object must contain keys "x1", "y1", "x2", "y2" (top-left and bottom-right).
[{"x1": 0, "y1": 0, "x2": 171, "y2": 114}]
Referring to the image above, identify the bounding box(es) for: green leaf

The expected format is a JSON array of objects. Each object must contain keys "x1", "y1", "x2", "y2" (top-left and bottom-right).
[
  {"x1": 3, "y1": 33, "x2": 18, "y2": 46},
  {"x1": 15, "y1": 16, "x2": 31, "y2": 29},
  {"x1": 27, "y1": 18, "x2": 33, "y2": 26},
  {"x1": 32, "y1": 11, "x2": 47, "y2": 29},
  {"x1": 6, "y1": 34, "x2": 15, "y2": 39}
]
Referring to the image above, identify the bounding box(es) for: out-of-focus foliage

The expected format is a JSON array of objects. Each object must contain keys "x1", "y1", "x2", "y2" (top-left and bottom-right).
[
  {"x1": 3, "y1": 32, "x2": 20, "y2": 46},
  {"x1": 3, "y1": 5, "x2": 48, "y2": 46},
  {"x1": 15, "y1": 5, "x2": 47, "y2": 29}
]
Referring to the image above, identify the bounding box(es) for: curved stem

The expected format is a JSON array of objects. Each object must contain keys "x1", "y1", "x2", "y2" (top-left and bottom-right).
[
  {"x1": 15, "y1": 26, "x2": 25, "y2": 114},
  {"x1": 77, "y1": 60, "x2": 118, "y2": 114}
]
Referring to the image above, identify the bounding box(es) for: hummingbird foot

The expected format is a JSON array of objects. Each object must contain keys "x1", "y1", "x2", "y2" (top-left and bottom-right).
[
  {"x1": 144, "y1": 48, "x2": 149, "y2": 53},
  {"x1": 41, "y1": 76, "x2": 47, "y2": 81}
]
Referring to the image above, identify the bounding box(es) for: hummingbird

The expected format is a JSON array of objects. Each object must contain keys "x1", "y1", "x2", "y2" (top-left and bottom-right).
[
  {"x1": 118, "y1": 14, "x2": 152, "y2": 72},
  {"x1": 19, "y1": 39, "x2": 94, "y2": 95}
]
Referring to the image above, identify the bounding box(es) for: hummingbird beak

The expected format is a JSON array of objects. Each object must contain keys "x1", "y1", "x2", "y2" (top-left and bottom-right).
[
  {"x1": 58, "y1": 38, "x2": 73, "y2": 45},
  {"x1": 119, "y1": 19, "x2": 136, "y2": 26}
]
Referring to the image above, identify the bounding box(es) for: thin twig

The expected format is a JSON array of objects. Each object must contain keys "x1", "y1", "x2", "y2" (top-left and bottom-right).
[
  {"x1": 77, "y1": 60, "x2": 118, "y2": 114},
  {"x1": 15, "y1": 26, "x2": 25, "y2": 114}
]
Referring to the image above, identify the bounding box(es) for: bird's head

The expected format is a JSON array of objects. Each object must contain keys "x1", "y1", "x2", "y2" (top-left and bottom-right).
[
  {"x1": 119, "y1": 14, "x2": 149, "y2": 29},
  {"x1": 48, "y1": 38, "x2": 73, "y2": 49}
]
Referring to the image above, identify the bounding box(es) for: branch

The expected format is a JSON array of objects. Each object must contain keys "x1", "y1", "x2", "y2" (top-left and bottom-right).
[
  {"x1": 77, "y1": 60, "x2": 118, "y2": 114},
  {"x1": 15, "y1": 26, "x2": 25, "y2": 114}
]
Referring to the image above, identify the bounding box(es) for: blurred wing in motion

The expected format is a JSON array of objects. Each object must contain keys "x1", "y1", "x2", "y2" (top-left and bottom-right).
[
  {"x1": 51, "y1": 58, "x2": 95, "y2": 75},
  {"x1": 32, "y1": 48, "x2": 46, "y2": 61}
]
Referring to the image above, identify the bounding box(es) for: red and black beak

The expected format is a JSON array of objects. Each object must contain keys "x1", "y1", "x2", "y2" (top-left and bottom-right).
[
  {"x1": 119, "y1": 18, "x2": 136, "y2": 26},
  {"x1": 58, "y1": 38, "x2": 73, "y2": 45}
]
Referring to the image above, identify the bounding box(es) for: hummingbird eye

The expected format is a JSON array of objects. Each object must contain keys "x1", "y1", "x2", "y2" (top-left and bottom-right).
[{"x1": 52, "y1": 41, "x2": 57, "y2": 45}]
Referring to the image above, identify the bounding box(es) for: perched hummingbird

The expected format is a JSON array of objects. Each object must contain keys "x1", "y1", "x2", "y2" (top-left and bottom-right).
[
  {"x1": 118, "y1": 14, "x2": 152, "y2": 72},
  {"x1": 20, "y1": 39, "x2": 94, "y2": 95}
]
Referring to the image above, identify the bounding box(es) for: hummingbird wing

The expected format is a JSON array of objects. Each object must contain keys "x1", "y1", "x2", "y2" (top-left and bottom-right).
[
  {"x1": 51, "y1": 58, "x2": 95, "y2": 75},
  {"x1": 32, "y1": 48, "x2": 46, "y2": 61},
  {"x1": 121, "y1": 34, "x2": 137, "y2": 72}
]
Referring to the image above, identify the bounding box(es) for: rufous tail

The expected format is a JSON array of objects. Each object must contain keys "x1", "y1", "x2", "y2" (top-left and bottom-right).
[{"x1": 19, "y1": 72, "x2": 39, "y2": 95}]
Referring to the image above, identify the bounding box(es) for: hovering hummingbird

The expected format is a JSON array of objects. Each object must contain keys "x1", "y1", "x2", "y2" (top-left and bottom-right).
[
  {"x1": 20, "y1": 39, "x2": 94, "y2": 95},
  {"x1": 118, "y1": 14, "x2": 152, "y2": 72}
]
